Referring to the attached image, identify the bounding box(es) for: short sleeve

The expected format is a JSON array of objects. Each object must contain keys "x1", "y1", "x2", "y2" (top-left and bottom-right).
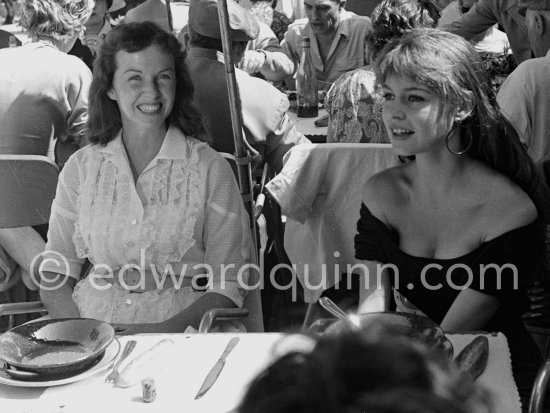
[
  {"x1": 468, "y1": 222, "x2": 545, "y2": 300},
  {"x1": 354, "y1": 203, "x2": 393, "y2": 263}
]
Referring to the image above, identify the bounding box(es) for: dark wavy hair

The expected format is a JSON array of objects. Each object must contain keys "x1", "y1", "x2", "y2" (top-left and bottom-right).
[
  {"x1": 87, "y1": 22, "x2": 208, "y2": 145},
  {"x1": 374, "y1": 28, "x2": 545, "y2": 216},
  {"x1": 367, "y1": 0, "x2": 440, "y2": 59},
  {"x1": 239, "y1": 329, "x2": 493, "y2": 413}
]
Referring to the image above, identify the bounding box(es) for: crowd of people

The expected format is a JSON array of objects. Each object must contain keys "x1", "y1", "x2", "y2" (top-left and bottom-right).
[{"x1": 1, "y1": 0, "x2": 550, "y2": 410}]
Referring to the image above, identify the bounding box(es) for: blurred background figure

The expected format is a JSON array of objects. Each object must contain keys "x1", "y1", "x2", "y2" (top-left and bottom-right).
[
  {"x1": 437, "y1": 0, "x2": 510, "y2": 54},
  {"x1": 0, "y1": 0, "x2": 92, "y2": 297},
  {"x1": 186, "y1": 0, "x2": 308, "y2": 173},
  {"x1": 324, "y1": 0, "x2": 440, "y2": 144},
  {"x1": 439, "y1": 0, "x2": 532, "y2": 64},
  {"x1": 238, "y1": 329, "x2": 493, "y2": 413},
  {"x1": 124, "y1": 0, "x2": 189, "y2": 34},
  {"x1": 249, "y1": 0, "x2": 291, "y2": 42},
  {"x1": 497, "y1": 0, "x2": 550, "y2": 163},
  {"x1": 69, "y1": 0, "x2": 125, "y2": 70},
  {"x1": 281, "y1": 0, "x2": 373, "y2": 87}
]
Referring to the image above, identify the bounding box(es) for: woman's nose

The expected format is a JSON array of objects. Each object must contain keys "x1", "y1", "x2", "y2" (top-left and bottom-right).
[
  {"x1": 144, "y1": 79, "x2": 161, "y2": 97},
  {"x1": 384, "y1": 102, "x2": 406, "y2": 120}
]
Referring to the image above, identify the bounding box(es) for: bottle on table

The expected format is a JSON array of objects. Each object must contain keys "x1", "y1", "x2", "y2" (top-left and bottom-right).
[{"x1": 296, "y1": 36, "x2": 318, "y2": 118}]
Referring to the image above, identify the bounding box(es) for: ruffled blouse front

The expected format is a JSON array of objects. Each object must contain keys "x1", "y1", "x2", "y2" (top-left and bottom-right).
[{"x1": 42, "y1": 126, "x2": 253, "y2": 307}]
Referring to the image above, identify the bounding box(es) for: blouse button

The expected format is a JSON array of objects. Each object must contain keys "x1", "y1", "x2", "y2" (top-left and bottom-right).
[
  {"x1": 125, "y1": 299, "x2": 132, "y2": 305},
  {"x1": 131, "y1": 219, "x2": 138, "y2": 225}
]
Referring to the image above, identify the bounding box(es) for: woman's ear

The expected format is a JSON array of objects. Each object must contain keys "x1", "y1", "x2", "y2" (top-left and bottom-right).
[
  {"x1": 454, "y1": 98, "x2": 474, "y2": 123},
  {"x1": 534, "y1": 13, "x2": 546, "y2": 37},
  {"x1": 107, "y1": 87, "x2": 117, "y2": 101}
]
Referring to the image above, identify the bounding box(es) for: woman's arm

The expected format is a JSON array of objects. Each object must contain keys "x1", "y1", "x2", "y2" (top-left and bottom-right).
[
  {"x1": 40, "y1": 273, "x2": 80, "y2": 318},
  {"x1": 357, "y1": 260, "x2": 392, "y2": 313},
  {"x1": 441, "y1": 288, "x2": 500, "y2": 332}
]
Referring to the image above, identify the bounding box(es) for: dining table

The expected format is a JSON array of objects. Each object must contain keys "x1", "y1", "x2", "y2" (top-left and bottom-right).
[
  {"x1": 0, "y1": 332, "x2": 522, "y2": 413},
  {"x1": 287, "y1": 109, "x2": 328, "y2": 143}
]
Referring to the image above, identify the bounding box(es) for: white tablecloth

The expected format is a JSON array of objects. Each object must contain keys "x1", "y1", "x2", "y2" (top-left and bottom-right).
[
  {"x1": 287, "y1": 109, "x2": 328, "y2": 137},
  {"x1": 0, "y1": 332, "x2": 522, "y2": 413}
]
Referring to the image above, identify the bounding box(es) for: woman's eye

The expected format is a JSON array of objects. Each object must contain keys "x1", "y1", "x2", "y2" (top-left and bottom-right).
[
  {"x1": 408, "y1": 95, "x2": 424, "y2": 102},
  {"x1": 382, "y1": 93, "x2": 394, "y2": 101},
  {"x1": 158, "y1": 74, "x2": 171, "y2": 80},
  {"x1": 128, "y1": 75, "x2": 141, "y2": 81}
]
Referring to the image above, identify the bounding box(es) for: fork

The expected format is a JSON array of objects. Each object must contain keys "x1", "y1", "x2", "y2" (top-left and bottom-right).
[{"x1": 105, "y1": 339, "x2": 137, "y2": 383}]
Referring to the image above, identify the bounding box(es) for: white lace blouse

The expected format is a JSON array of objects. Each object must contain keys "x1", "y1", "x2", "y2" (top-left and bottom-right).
[{"x1": 42, "y1": 126, "x2": 253, "y2": 307}]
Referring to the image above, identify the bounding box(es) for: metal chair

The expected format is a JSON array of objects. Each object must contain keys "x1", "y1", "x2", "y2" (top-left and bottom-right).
[{"x1": 0, "y1": 155, "x2": 59, "y2": 328}]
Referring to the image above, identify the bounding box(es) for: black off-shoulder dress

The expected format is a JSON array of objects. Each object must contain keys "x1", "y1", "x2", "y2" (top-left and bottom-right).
[{"x1": 355, "y1": 203, "x2": 545, "y2": 410}]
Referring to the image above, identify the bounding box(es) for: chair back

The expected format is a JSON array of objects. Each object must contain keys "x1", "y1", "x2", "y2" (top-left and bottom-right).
[
  {"x1": 0, "y1": 155, "x2": 59, "y2": 228},
  {"x1": 220, "y1": 152, "x2": 264, "y2": 332}
]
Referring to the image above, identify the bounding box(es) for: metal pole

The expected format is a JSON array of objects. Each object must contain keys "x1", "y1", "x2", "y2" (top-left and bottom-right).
[
  {"x1": 165, "y1": 0, "x2": 174, "y2": 33},
  {"x1": 217, "y1": 0, "x2": 259, "y2": 252}
]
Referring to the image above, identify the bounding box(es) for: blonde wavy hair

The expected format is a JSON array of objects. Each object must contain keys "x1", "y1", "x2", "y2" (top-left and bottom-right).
[{"x1": 20, "y1": 0, "x2": 94, "y2": 41}]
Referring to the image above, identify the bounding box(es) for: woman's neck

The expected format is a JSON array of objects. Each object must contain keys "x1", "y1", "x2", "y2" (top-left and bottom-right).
[
  {"x1": 121, "y1": 123, "x2": 167, "y2": 179},
  {"x1": 412, "y1": 144, "x2": 473, "y2": 198},
  {"x1": 33, "y1": 35, "x2": 75, "y2": 53}
]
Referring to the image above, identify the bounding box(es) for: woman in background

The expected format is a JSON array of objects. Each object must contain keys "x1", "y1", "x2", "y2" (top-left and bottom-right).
[{"x1": 0, "y1": 0, "x2": 93, "y2": 293}]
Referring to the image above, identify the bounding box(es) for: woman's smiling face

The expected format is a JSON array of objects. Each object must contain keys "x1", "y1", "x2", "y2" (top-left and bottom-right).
[
  {"x1": 108, "y1": 44, "x2": 176, "y2": 131},
  {"x1": 381, "y1": 74, "x2": 451, "y2": 157}
]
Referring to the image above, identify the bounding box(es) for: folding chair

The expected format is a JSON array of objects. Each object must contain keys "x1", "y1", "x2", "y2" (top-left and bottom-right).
[{"x1": 0, "y1": 155, "x2": 59, "y2": 328}]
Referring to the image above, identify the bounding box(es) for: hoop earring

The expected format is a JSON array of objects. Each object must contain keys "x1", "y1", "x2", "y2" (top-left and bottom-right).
[{"x1": 445, "y1": 123, "x2": 472, "y2": 155}]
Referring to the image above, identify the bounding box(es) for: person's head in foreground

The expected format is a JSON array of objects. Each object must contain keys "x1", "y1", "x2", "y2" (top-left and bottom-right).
[
  {"x1": 374, "y1": 28, "x2": 542, "y2": 207},
  {"x1": 19, "y1": 0, "x2": 93, "y2": 51},
  {"x1": 238, "y1": 328, "x2": 493, "y2": 413},
  {"x1": 518, "y1": 0, "x2": 550, "y2": 58},
  {"x1": 87, "y1": 21, "x2": 206, "y2": 145},
  {"x1": 368, "y1": 0, "x2": 440, "y2": 59}
]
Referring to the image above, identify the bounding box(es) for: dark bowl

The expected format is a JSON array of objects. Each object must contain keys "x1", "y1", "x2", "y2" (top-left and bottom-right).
[
  {"x1": 0, "y1": 318, "x2": 115, "y2": 377},
  {"x1": 315, "y1": 312, "x2": 454, "y2": 359}
]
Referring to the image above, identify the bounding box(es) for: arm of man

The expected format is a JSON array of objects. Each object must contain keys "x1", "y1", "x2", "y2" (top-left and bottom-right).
[
  {"x1": 241, "y1": 22, "x2": 294, "y2": 81},
  {"x1": 66, "y1": 60, "x2": 92, "y2": 148},
  {"x1": 497, "y1": 66, "x2": 532, "y2": 148},
  {"x1": 439, "y1": 0, "x2": 498, "y2": 41}
]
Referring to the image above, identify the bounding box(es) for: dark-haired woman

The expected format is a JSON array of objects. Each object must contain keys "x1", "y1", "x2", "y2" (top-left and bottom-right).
[
  {"x1": 40, "y1": 22, "x2": 254, "y2": 334},
  {"x1": 354, "y1": 28, "x2": 546, "y2": 408}
]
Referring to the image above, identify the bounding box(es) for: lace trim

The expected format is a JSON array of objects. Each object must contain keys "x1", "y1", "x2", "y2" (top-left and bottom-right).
[{"x1": 73, "y1": 138, "x2": 203, "y2": 270}]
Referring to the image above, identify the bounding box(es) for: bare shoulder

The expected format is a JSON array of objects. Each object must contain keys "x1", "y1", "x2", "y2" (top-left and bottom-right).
[
  {"x1": 362, "y1": 163, "x2": 410, "y2": 222},
  {"x1": 476, "y1": 167, "x2": 538, "y2": 238}
]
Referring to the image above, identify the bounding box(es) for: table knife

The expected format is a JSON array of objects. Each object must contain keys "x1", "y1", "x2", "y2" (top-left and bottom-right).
[{"x1": 194, "y1": 337, "x2": 240, "y2": 399}]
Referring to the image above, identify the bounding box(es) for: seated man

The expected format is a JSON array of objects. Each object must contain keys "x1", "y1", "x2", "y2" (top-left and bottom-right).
[
  {"x1": 497, "y1": 0, "x2": 550, "y2": 163},
  {"x1": 280, "y1": 0, "x2": 372, "y2": 86},
  {"x1": 186, "y1": 0, "x2": 309, "y2": 173}
]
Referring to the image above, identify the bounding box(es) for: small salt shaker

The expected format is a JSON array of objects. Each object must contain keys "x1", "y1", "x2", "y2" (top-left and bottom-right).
[{"x1": 141, "y1": 377, "x2": 157, "y2": 403}]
